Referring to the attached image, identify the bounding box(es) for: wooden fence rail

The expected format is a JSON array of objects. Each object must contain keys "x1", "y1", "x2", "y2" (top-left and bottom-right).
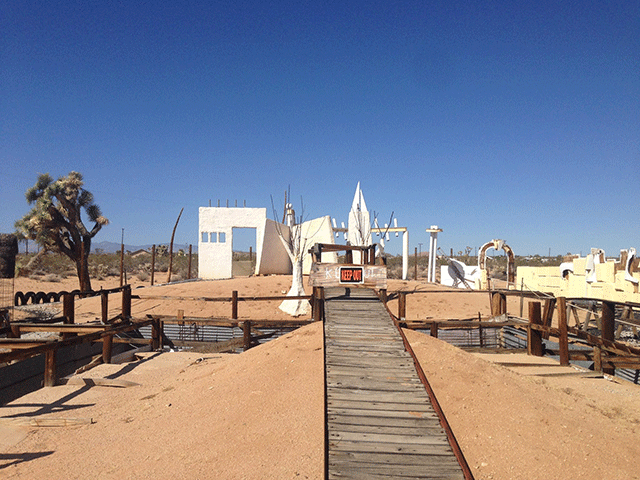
[{"x1": 381, "y1": 289, "x2": 640, "y2": 376}]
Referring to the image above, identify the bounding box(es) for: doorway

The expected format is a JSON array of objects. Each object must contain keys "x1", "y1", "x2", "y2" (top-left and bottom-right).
[{"x1": 232, "y1": 227, "x2": 257, "y2": 277}]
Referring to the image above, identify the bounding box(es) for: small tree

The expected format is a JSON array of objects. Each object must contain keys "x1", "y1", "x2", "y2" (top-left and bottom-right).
[
  {"x1": 271, "y1": 192, "x2": 320, "y2": 317},
  {"x1": 15, "y1": 172, "x2": 109, "y2": 291}
]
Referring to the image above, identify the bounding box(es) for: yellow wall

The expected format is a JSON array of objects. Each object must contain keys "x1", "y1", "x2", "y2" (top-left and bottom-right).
[{"x1": 517, "y1": 261, "x2": 640, "y2": 302}]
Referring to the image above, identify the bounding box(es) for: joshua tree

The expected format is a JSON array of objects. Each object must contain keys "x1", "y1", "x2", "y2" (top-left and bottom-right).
[{"x1": 15, "y1": 172, "x2": 109, "y2": 291}]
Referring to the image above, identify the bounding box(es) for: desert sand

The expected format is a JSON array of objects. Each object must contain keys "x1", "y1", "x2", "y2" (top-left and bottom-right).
[{"x1": 2, "y1": 275, "x2": 640, "y2": 479}]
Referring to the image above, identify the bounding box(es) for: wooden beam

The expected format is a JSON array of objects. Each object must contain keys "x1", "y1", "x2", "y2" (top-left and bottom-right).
[
  {"x1": 10, "y1": 323, "x2": 107, "y2": 333},
  {"x1": 429, "y1": 322, "x2": 438, "y2": 338},
  {"x1": 541, "y1": 297, "x2": 556, "y2": 340},
  {"x1": 398, "y1": 293, "x2": 406, "y2": 320},
  {"x1": 243, "y1": 321, "x2": 252, "y2": 351},
  {"x1": 232, "y1": 290, "x2": 238, "y2": 320},
  {"x1": 0, "y1": 340, "x2": 56, "y2": 349},
  {"x1": 59, "y1": 377, "x2": 140, "y2": 388},
  {"x1": 557, "y1": 297, "x2": 569, "y2": 366},
  {"x1": 528, "y1": 302, "x2": 543, "y2": 356},
  {"x1": 101, "y1": 291, "x2": 108, "y2": 324},
  {"x1": 44, "y1": 350, "x2": 56, "y2": 387},
  {"x1": 0, "y1": 417, "x2": 94, "y2": 427},
  {"x1": 102, "y1": 334, "x2": 113, "y2": 364}
]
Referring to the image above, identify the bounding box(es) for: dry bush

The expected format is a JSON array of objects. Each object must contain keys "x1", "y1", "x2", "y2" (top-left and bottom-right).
[{"x1": 137, "y1": 271, "x2": 150, "y2": 282}]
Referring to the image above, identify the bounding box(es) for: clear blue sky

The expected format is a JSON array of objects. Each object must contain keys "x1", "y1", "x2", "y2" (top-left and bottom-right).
[{"x1": 2, "y1": 0, "x2": 638, "y2": 257}]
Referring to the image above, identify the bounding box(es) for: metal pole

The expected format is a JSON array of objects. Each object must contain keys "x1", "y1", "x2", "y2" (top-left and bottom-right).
[{"x1": 402, "y1": 231, "x2": 409, "y2": 280}]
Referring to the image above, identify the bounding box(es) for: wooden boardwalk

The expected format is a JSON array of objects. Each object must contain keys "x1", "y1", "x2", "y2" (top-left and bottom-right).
[{"x1": 324, "y1": 287, "x2": 467, "y2": 480}]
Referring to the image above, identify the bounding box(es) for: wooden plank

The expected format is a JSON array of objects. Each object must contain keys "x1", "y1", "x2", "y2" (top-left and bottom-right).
[
  {"x1": 327, "y1": 407, "x2": 438, "y2": 419},
  {"x1": 331, "y1": 451, "x2": 462, "y2": 466},
  {"x1": 58, "y1": 377, "x2": 141, "y2": 388},
  {"x1": 329, "y1": 440, "x2": 455, "y2": 456},
  {"x1": 328, "y1": 414, "x2": 441, "y2": 428},
  {"x1": 329, "y1": 422, "x2": 445, "y2": 436},
  {"x1": 329, "y1": 461, "x2": 465, "y2": 476},
  {"x1": 0, "y1": 417, "x2": 94, "y2": 427}
]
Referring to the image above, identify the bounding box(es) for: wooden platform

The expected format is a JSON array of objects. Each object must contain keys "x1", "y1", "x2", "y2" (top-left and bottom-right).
[{"x1": 324, "y1": 287, "x2": 466, "y2": 479}]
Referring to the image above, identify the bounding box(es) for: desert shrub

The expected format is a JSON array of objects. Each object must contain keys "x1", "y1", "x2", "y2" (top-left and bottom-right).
[
  {"x1": 137, "y1": 271, "x2": 149, "y2": 282},
  {"x1": 43, "y1": 273, "x2": 61, "y2": 282}
]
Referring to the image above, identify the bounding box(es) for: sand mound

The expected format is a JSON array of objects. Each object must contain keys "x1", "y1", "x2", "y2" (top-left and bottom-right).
[{"x1": 1, "y1": 323, "x2": 324, "y2": 480}]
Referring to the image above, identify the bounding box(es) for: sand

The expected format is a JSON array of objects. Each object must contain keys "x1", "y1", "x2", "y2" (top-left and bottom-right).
[{"x1": 2, "y1": 275, "x2": 640, "y2": 479}]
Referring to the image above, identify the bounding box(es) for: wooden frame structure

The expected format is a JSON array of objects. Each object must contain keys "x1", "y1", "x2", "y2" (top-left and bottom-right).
[
  {"x1": 381, "y1": 288, "x2": 640, "y2": 376},
  {"x1": 1, "y1": 286, "x2": 318, "y2": 392}
]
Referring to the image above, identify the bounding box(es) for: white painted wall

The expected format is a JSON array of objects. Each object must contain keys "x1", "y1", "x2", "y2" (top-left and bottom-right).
[{"x1": 198, "y1": 207, "x2": 266, "y2": 279}]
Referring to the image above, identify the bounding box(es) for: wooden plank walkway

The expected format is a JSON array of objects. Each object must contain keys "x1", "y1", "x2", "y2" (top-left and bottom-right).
[{"x1": 324, "y1": 287, "x2": 467, "y2": 480}]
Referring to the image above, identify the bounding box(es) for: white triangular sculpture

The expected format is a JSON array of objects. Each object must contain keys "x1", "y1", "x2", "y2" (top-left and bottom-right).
[{"x1": 347, "y1": 183, "x2": 372, "y2": 262}]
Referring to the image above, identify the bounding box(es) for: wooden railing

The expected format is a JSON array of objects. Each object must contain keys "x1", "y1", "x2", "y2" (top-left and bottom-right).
[{"x1": 383, "y1": 288, "x2": 640, "y2": 375}]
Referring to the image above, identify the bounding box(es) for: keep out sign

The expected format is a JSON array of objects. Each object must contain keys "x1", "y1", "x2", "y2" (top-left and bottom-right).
[{"x1": 339, "y1": 266, "x2": 364, "y2": 284}]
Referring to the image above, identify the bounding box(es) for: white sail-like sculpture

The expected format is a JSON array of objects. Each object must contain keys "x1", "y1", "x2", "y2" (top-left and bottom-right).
[{"x1": 347, "y1": 182, "x2": 372, "y2": 264}]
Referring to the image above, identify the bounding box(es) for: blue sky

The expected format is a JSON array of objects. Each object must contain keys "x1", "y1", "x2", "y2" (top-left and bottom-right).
[{"x1": 1, "y1": 0, "x2": 638, "y2": 257}]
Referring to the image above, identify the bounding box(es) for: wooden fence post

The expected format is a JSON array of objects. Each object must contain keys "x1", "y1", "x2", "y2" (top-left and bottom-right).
[
  {"x1": 414, "y1": 247, "x2": 418, "y2": 280},
  {"x1": 430, "y1": 321, "x2": 438, "y2": 338},
  {"x1": 541, "y1": 297, "x2": 556, "y2": 340},
  {"x1": 188, "y1": 244, "x2": 192, "y2": 279},
  {"x1": 398, "y1": 293, "x2": 406, "y2": 320},
  {"x1": 63, "y1": 292, "x2": 75, "y2": 339},
  {"x1": 102, "y1": 334, "x2": 113, "y2": 364},
  {"x1": 63, "y1": 293, "x2": 75, "y2": 324},
  {"x1": 379, "y1": 288, "x2": 387, "y2": 304},
  {"x1": 44, "y1": 349, "x2": 56, "y2": 387},
  {"x1": 312, "y1": 287, "x2": 321, "y2": 322},
  {"x1": 557, "y1": 297, "x2": 569, "y2": 366},
  {"x1": 593, "y1": 346, "x2": 603, "y2": 372},
  {"x1": 490, "y1": 292, "x2": 506, "y2": 317},
  {"x1": 9, "y1": 324, "x2": 20, "y2": 338},
  {"x1": 122, "y1": 285, "x2": 131, "y2": 320},
  {"x1": 601, "y1": 301, "x2": 615, "y2": 375},
  {"x1": 528, "y1": 301, "x2": 543, "y2": 356},
  {"x1": 151, "y1": 318, "x2": 160, "y2": 350},
  {"x1": 243, "y1": 321, "x2": 252, "y2": 351},
  {"x1": 232, "y1": 291, "x2": 238, "y2": 320},
  {"x1": 101, "y1": 291, "x2": 108, "y2": 324},
  {"x1": 151, "y1": 244, "x2": 156, "y2": 286}
]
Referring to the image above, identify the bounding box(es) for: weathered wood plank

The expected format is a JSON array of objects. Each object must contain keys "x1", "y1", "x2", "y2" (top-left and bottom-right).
[
  {"x1": 331, "y1": 451, "x2": 462, "y2": 466},
  {"x1": 329, "y1": 440, "x2": 455, "y2": 455}
]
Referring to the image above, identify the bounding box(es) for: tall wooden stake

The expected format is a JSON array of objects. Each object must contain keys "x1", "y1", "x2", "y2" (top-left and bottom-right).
[
  {"x1": 557, "y1": 297, "x2": 569, "y2": 366},
  {"x1": 119, "y1": 232, "x2": 124, "y2": 287},
  {"x1": 151, "y1": 244, "x2": 156, "y2": 286},
  {"x1": 601, "y1": 301, "x2": 615, "y2": 375},
  {"x1": 528, "y1": 301, "x2": 543, "y2": 356},
  {"x1": 167, "y1": 208, "x2": 184, "y2": 283}
]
